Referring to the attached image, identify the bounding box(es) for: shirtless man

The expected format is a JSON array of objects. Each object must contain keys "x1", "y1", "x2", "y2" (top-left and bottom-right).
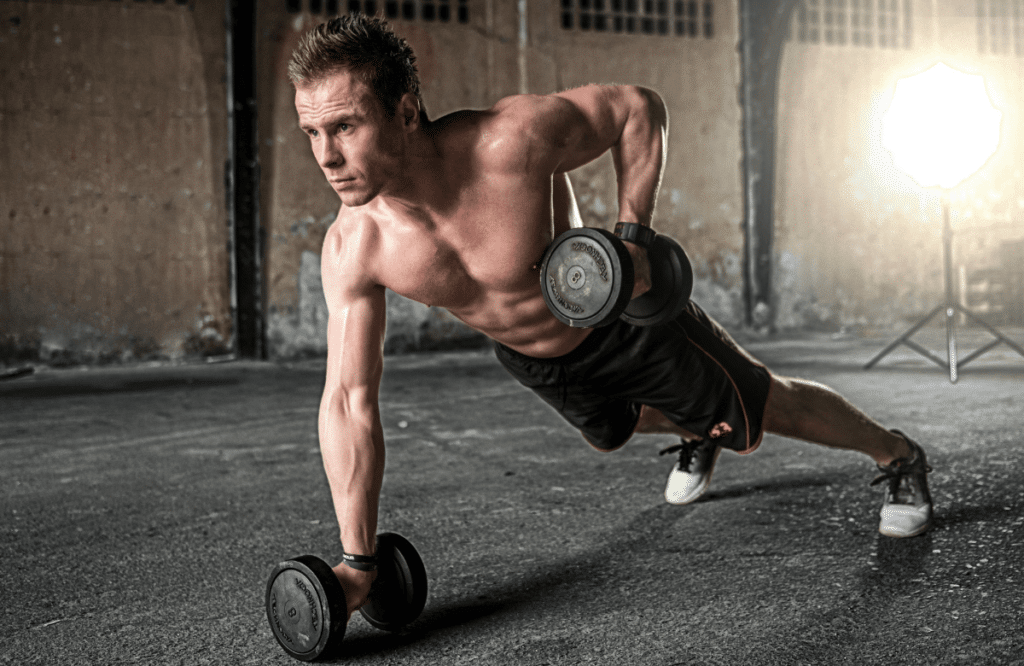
[{"x1": 289, "y1": 14, "x2": 934, "y2": 620}]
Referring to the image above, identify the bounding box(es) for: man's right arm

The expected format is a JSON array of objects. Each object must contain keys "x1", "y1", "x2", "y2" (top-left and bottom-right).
[
  {"x1": 489, "y1": 85, "x2": 667, "y2": 296},
  {"x1": 317, "y1": 220, "x2": 387, "y2": 618}
]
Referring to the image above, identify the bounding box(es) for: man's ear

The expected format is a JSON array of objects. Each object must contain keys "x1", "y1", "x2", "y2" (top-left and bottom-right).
[{"x1": 397, "y1": 93, "x2": 420, "y2": 132}]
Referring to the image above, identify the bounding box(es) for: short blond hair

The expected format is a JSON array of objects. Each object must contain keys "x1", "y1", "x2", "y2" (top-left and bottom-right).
[{"x1": 289, "y1": 13, "x2": 422, "y2": 120}]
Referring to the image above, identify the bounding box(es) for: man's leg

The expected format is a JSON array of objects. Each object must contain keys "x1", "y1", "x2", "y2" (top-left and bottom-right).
[
  {"x1": 757, "y1": 375, "x2": 933, "y2": 537},
  {"x1": 761, "y1": 375, "x2": 911, "y2": 464},
  {"x1": 637, "y1": 377, "x2": 933, "y2": 537},
  {"x1": 635, "y1": 375, "x2": 912, "y2": 463}
]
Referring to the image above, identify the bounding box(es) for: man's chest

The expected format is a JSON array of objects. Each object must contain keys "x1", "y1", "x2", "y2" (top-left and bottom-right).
[{"x1": 375, "y1": 197, "x2": 551, "y2": 308}]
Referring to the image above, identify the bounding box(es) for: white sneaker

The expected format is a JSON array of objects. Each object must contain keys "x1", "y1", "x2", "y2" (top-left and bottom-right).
[
  {"x1": 661, "y1": 439, "x2": 720, "y2": 505},
  {"x1": 872, "y1": 430, "x2": 934, "y2": 538}
]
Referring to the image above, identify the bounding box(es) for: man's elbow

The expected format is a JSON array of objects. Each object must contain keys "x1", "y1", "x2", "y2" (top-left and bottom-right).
[{"x1": 626, "y1": 85, "x2": 668, "y2": 129}]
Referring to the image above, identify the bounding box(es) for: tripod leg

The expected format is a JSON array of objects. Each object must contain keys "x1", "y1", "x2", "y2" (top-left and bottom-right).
[
  {"x1": 864, "y1": 305, "x2": 944, "y2": 369},
  {"x1": 945, "y1": 306, "x2": 958, "y2": 383},
  {"x1": 959, "y1": 306, "x2": 1024, "y2": 359}
]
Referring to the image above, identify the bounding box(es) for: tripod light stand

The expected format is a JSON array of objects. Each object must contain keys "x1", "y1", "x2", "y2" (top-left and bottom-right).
[
  {"x1": 864, "y1": 194, "x2": 1024, "y2": 382},
  {"x1": 864, "y1": 63, "x2": 1024, "y2": 382}
]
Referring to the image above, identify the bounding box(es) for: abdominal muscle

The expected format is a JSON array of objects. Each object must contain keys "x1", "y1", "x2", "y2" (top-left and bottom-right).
[
  {"x1": 383, "y1": 251, "x2": 592, "y2": 359},
  {"x1": 449, "y1": 286, "x2": 593, "y2": 359}
]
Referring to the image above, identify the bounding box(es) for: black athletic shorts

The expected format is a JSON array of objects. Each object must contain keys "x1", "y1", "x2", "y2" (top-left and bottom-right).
[{"x1": 494, "y1": 301, "x2": 773, "y2": 453}]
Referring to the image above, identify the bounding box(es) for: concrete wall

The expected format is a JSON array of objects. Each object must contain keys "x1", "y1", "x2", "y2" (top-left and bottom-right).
[
  {"x1": 775, "y1": 0, "x2": 1024, "y2": 332},
  {"x1": 261, "y1": 0, "x2": 746, "y2": 357},
  {"x1": 6, "y1": 0, "x2": 1019, "y2": 367},
  {"x1": 0, "y1": 0, "x2": 231, "y2": 366}
]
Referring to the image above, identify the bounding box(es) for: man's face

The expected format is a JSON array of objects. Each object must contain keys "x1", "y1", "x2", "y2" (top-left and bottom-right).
[{"x1": 295, "y1": 69, "x2": 406, "y2": 207}]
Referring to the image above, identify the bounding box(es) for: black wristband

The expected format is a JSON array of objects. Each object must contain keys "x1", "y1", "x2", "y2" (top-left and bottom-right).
[
  {"x1": 613, "y1": 222, "x2": 657, "y2": 249},
  {"x1": 341, "y1": 551, "x2": 378, "y2": 572}
]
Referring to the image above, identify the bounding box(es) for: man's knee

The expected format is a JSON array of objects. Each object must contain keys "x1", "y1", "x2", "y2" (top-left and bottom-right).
[
  {"x1": 634, "y1": 405, "x2": 670, "y2": 433},
  {"x1": 634, "y1": 405, "x2": 700, "y2": 440},
  {"x1": 763, "y1": 375, "x2": 802, "y2": 434},
  {"x1": 582, "y1": 430, "x2": 630, "y2": 453}
]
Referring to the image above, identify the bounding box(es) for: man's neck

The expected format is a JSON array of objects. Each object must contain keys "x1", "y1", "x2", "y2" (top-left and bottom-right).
[{"x1": 374, "y1": 130, "x2": 447, "y2": 215}]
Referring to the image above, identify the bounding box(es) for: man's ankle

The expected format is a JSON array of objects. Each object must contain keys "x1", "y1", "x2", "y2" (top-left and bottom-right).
[{"x1": 876, "y1": 431, "x2": 913, "y2": 466}]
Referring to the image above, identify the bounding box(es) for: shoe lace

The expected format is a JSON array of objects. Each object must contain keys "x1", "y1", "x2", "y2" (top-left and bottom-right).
[
  {"x1": 870, "y1": 454, "x2": 932, "y2": 505},
  {"x1": 659, "y1": 440, "x2": 701, "y2": 472}
]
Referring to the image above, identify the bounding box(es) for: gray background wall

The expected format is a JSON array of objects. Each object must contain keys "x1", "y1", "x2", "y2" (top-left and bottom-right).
[
  {"x1": 2, "y1": 0, "x2": 1022, "y2": 365},
  {"x1": 1, "y1": 0, "x2": 232, "y2": 365}
]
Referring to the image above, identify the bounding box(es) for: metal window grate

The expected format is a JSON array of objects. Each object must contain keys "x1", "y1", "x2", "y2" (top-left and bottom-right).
[
  {"x1": 287, "y1": 0, "x2": 469, "y2": 23},
  {"x1": 977, "y1": 0, "x2": 1024, "y2": 56},
  {"x1": 823, "y1": 0, "x2": 847, "y2": 45},
  {"x1": 561, "y1": 0, "x2": 714, "y2": 38},
  {"x1": 59, "y1": 0, "x2": 194, "y2": 4},
  {"x1": 791, "y1": 0, "x2": 912, "y2": 49}
]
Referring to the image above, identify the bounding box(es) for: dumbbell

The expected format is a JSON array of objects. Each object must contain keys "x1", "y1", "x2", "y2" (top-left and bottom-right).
[
  {"x1": 265, "y1": 532, "x2": 428, "y2": 662},
  {"x1": 538, "y1": 222, "x2": 693, "y2": 328}
]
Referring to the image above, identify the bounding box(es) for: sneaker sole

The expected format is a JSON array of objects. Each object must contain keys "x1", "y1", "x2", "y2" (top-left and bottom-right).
[
  {"x1": 878, "y1": 521, "x2": 932, "y2": 538},
  {"x1": 878, "y1": 504, "x2": 932, "y2": 538}
]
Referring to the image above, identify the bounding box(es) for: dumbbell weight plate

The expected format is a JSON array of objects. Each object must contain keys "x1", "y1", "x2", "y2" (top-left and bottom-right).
[
  {"x1": 539, "y1": 227, "x2": 634, "y2": 328},
  {"x1": 359, "y1": 532, "x2": 429, "y2": 631},
  {"x1": 266, "y1": 555, "x2": 347, "y2": 662},
  {"x1": 620, "y1": 234, "x2": 693, "y2": 327}
]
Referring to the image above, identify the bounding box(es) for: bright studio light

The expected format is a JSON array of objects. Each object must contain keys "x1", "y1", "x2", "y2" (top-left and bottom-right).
[{"x1": 881, "y1": 63, "x2": 1001, "y2": 190}]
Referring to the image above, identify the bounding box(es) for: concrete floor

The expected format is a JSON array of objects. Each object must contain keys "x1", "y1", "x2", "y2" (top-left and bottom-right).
[{"x1": 2, "y1": 327, "x2": 1024, "y2": 665}]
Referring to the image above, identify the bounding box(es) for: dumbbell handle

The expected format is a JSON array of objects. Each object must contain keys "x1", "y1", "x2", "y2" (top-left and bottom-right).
[
  {"x1": 614, "y1": 226, "x2": 693, "y2": 327},
  {"x1": 614, "y1": 221, "x2": 658, "y2": 248}
]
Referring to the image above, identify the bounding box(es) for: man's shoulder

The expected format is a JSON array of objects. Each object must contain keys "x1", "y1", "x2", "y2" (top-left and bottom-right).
[
  {"x1": 431, "y1": 94, "x2": 577, "y2": 170},
  {"x1": 432, "y1": 94, "x2": 574, "y2": 138},
  {"x1": 323, "y1": 204, "x2": 380, "y2": 245},
  {"x1": 485, "y1": 93, "x2": 579, "y2": 134},
  {"x1": 320, "y1": 208, "x2": 379, "y2": 279}
]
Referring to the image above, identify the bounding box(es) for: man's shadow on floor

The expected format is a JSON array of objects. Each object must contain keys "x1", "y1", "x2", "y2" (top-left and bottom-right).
[{"x1": 331, "y1": 473, "x2": 858, "y2": 660}]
